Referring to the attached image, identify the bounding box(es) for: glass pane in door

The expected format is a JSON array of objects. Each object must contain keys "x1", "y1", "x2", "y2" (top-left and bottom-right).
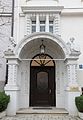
[
  {"x1": 37, "y1": 72, "x2": 48, "y2": 91},
  {"x1": 36, "y1": 71, "x2": 48, "y2": 105}
]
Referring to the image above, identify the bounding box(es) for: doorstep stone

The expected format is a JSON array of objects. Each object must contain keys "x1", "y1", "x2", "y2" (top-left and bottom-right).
[{"x1": 17, "y1": 108, "x2": 69, "y2": 115}]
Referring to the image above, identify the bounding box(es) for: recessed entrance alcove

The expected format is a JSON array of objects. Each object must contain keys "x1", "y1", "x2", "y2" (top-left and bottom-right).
[
  {"x1": 5, "y1": 33, "x2": 80, "y2": 115},
  {"x1": 17, "y1": 33, "x2": 67, "y2": 110}
]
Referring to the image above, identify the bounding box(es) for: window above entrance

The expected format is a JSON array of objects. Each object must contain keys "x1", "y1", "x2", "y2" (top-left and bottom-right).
[
  {"x1": 31, "y1": 17, "x2": 54, "y2": 33},
  {"x1": 31, "y1": 54, "x2": 55, "y2": 66}
]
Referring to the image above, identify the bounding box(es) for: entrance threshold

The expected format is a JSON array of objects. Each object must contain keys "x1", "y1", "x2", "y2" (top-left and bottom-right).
[
  {"x1": 33, "y1": 107, "x2": 52, "y2": 110},
  {"x1": 17, "y1": 108, "x2": 68, "y2": 115}
]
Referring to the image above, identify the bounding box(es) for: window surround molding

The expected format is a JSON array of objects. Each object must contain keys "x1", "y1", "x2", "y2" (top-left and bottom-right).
[{"x1": 25, "y1": 13, "x2": 61, "y2": 35}]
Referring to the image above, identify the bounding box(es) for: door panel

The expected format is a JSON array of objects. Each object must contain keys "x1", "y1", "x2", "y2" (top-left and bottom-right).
[
  {"x1": 36, "y1": 72, "x2": 48, "y2": 105},
  {"x1": 30, "y1": 66, "x2": 55, "y2": 106}
]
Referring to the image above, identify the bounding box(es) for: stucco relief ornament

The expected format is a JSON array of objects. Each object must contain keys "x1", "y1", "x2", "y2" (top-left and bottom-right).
[
  {"x1": 67, "y1": 37, "x2": 81, "y2": 55},
  {"x1": 8, "y1": 37, "x2": 16, "y2": 52},
  {"x1": 4, "y1": 37, "x2": 16, "y2": 56},
  {"x1": 9, "y1": 37, "x2": 16, "y2": 48}
]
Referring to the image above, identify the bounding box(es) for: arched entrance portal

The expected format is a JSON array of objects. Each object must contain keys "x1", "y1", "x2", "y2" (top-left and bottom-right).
[
  {"x1": 5, "y1": 32, "x2": 80, "y2": 115},
  {"x1": 30, "y1": 54, "x2": 55, "y2": 107}
]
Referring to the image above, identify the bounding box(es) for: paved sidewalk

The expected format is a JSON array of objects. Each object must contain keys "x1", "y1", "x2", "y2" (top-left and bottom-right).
[{"x1": 1, "y1": 115, "x2": 81, "y2": 120}]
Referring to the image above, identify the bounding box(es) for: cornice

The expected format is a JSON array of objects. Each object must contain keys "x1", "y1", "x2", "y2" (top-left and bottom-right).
[
  {"x1": 21, "y1": 6, "x2": 64, "y2": 13},
  {"x1": 61, "y1": 8, "x2": 83, "y2": 15}
]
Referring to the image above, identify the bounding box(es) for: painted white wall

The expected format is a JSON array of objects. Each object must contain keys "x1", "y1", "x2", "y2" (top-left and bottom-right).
[
  {"x1": 65, "y1": 91, "x2": 80, "y2": 115},
  {"x1": 59, "y1": 0, "x2": 82, "y2": 8},
  {"x1": 18, "y1": 61, "x2": 30, "y2": 108},
  {"x1": 19, "y1": 16, "x2": 25, "y2": 42},
  {"x1": 56, "y1": 61, "x2": 65, "y2": 108},
  {"x1": 0, "y1": 0, "x2": 12, "y2": 84},
  {"x1": 77, "y1": 69, "x2": 83, "y2": 88},
  {"x1": 0, "y1": 17, "x2": 11, "y2": 83},
  {"x1": 61, "y1": 15, "x2": 83, "y2": 87}
]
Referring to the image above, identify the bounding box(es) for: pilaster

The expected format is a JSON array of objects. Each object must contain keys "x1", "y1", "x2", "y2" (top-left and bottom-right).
[
  {"x1": 36, "y1": 14, "x2": 40, "y2": 32},
  {"x1": 46, "y1": 14, "x2": 49, "y2": 32},
  {"x1": 25, "y1": 14, "x2": 31, "y2": 36},
  {"x1": 14, "y1": 0, "x2": 20, "y2": 44},
  {"x1": 65, "y1": 58, "x2": 80, "y2": 115},
  {"x1": 4, "y1": 52, "x2": 20, "y2": 115},
  {"x1": 7, "y1": 60, "x2": 19, "y2": 86},
  {"x1": 54, "y1": 14, "x2": 61, "y2": 36},
  {"x1": 65, "y1": 59, "x2": 79, "y2": 91}
]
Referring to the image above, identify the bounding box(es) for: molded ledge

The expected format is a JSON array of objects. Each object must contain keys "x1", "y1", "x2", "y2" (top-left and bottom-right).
[
  {"x1": 62, "y1": 8, "x2": 83, "y2": 15},
  {"x1": 21, "y1": 6, "x2": 64, "y2": 13},
  {"x1": 4, "y1": 85, "x2": 20, "y2": 91}
]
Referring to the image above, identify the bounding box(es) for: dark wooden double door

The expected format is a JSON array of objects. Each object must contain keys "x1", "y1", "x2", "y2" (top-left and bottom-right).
[{"x1": 30, "y1": 66, "x2": 56, "y2": 107}]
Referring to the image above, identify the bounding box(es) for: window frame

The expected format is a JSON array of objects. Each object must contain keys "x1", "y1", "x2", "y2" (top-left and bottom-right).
[
  {"x1": 49, "y1": 20, "x2": 54, "y2": 33},
  {"x1": 31, "y1": 20, "x2": 36, "y2": 33},
  {"x1": 40, "y1": 20, "x2": 46, "y2": 32}
]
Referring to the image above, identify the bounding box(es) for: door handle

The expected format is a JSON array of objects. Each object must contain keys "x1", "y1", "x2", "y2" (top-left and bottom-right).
[{"x1": 49, "y1": 89, "x2": 52, "y2": 94}]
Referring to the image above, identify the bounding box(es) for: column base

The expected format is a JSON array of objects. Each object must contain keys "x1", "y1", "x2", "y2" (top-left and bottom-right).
[
  {"x1": 4, "y1": 84, "x2": 19, "y2": 91},
  {"x1": 4, "y1": 85, "x2": 20, "y2": 116},
  {"x1": 65, "y1": 89, "x2": 80, "y2": 116},
  {"x1": 66, "y1": 86, "x2": 80, "y2": 92}
]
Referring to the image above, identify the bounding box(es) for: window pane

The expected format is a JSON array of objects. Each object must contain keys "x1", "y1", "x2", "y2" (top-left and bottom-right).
[
  {"x1": 49, "y1": 26, "x2": 53, "y2": 33},
  {"x1": 32, "y1": 26, "x2": 36, "y2": 33},
  {"x1": 40, "y1": 26, "x2": 45, "y2": 32},
  {"x1": 37, "y1": 72, "x2": 48, "y2": 91}
]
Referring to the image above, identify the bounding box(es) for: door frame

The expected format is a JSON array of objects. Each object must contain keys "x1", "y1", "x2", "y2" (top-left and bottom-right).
[{"x1": 29, "y1": 54, "x2": 56, "y2": 107}]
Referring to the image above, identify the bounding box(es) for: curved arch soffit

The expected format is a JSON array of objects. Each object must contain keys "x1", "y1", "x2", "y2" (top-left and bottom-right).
[{"x1": 15, "y1": 32, "x2": 70, "y2": 58}]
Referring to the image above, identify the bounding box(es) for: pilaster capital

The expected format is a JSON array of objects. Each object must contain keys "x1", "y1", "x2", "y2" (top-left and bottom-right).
[
  {"x1": 4, "y1": 49, "x2": 21, "y2": 65},
  {"x1": 65, "y1": 58, "x2": 78, "y2": 65},
  {"x1": 7, "y1": 58, "x2": 20, "y2": 66}
]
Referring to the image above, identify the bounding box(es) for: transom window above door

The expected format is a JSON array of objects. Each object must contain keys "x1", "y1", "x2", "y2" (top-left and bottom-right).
[{"x1": 31, "y1": 54, "x2": 54, "y2": 66}]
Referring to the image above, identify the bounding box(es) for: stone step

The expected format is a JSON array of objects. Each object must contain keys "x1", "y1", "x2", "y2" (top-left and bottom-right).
[{"x1": 17, "y1": 108, "x2": 69, "y2": 115}]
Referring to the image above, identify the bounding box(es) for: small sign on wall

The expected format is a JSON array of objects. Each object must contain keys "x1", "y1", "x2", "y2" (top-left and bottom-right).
[{"x1": 79, "y1": 64, "x2": 83, "y2": 69}]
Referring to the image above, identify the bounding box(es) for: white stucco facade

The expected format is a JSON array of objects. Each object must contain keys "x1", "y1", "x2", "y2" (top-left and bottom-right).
[
  {"x1": 0, "y1": 0, "x2": 12, "y2": 90},
  {"x1": 2, "y1": 0, "x2": 83, "y2": 116}
]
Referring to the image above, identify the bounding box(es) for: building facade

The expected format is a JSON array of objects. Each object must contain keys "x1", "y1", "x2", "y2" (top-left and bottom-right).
[
  {"x1": 0, "y1": 0, "x2": 12, "y2": 91},
  {"x1": 1, "y1": 0, "x2": 83, "y2": 116}
]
